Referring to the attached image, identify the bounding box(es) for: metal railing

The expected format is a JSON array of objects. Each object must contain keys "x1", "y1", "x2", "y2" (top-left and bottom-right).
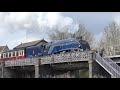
[
  {"x1": 94, "y1": 52, "x2": 120, "y2": 78},
  {"x1": 105, "y1": 45, "x2": 120, "y2": 56}
]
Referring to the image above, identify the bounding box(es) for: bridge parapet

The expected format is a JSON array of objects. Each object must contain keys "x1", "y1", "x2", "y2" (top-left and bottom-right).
[
  {"x1": 4, "y1": 51, "x2": 92, "y2": 67},
  {"x1": 41, "y1": 51, "x2": 91, "y2": 64},
  {"x1": 5, "y1": 58, "x2": 38, "y2": 67}
]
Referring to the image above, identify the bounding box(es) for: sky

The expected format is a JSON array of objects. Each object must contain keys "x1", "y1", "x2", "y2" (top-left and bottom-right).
[{"x1": 0, "y1": 12, "x2": 120, "y2": 49}]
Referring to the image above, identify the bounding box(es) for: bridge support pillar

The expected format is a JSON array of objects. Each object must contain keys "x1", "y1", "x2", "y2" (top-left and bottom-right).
[
  {"x1": 88, "y1": 60, "x2": 92, "y2": 78},
  {"x1": 35, "y1": 59, "x2": 40, "y2": 78},
  {"x1": 0, "y1": 61, "x2": 4, "y2": 78},
  {"x1": 88, "y1": 52, "x2": 93, "y2": 78}
]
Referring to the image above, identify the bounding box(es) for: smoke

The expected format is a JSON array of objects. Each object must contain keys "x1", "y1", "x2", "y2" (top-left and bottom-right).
[
  {"x1": 0, "y1": 12, "x2": 77, "y2": 49},
  {"x1": 0, "y1": 12, "x2": 74, "y2": 32}
]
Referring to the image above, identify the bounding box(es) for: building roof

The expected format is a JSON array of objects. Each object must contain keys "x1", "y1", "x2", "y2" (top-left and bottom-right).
[
  {"x1": 0, "y1": 46, "x2": 6, "y2": 52},
  {"x1": 0, "y1": 45, "x2": 9, "y2": 53},
  {"x1": 14, "y1": 39, "x2": 48, "y2": 49}
]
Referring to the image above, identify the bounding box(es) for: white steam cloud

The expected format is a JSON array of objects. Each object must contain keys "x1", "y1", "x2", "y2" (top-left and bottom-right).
[{"x1": 0, "y1": 12, "x2": 77, "y2": 49}]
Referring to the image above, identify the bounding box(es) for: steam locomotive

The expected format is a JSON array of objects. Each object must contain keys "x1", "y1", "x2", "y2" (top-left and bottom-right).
[{"x1": 0, "y1": 38, "x2": 90, "y2": 61}]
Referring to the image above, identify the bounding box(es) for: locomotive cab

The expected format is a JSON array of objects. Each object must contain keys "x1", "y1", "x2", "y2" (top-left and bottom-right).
[{"x1": 77, "y1": 38, "x2": 90, "y2": 51}]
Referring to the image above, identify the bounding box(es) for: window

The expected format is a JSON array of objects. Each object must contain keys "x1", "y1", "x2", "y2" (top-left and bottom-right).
[
  {"x1": 44, "y1": 45, "x2": 46, "y2": 49},
  {"x1": 9, "y1": 52, "x2": 11, "y2": 57},
  {"x1": 6, "y1": 53, "x2": 8, "y2": 58},
  {"x1": 13, "y1": 52, "x2": 15, "y2": 57},
  {"x1": 3, "y1": 53, "x2": 6, "y2": 58},
  {"x1": 20, "y1": 51, "x2": 22, "y2": 56},
  {"x1": 19, "y1": 51, "x2": 21, "y2": 56},
  {"x1": 16, "y1": 51, "x2": 18, "y2": 56},
  {"x1": 19, "y1": 50, "x2": 24, "y2": 56}
]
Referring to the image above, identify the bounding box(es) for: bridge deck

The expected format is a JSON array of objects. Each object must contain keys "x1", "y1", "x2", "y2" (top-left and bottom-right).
[{"x1": 4, "y1": 51, "x2": 92, "y2": 67}]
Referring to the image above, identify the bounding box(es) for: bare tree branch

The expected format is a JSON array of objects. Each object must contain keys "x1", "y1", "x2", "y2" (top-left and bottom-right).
[
  {"x1": 98, "y1": 21, "x2": 120, "y2": 52},
  {"x1": 47, "y1": 23, "x2": 94, "y2": 49}
]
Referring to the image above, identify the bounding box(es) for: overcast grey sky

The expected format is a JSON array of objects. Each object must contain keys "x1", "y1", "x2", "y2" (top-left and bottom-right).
[
  {"x1": 62, "y1": 12, "x2": 120, "y2": 34},
  {"x1": 0, "y1": 12, "x2": 120, "y2": 49}
]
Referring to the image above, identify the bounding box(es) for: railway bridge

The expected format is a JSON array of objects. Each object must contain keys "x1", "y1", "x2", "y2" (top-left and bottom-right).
[
  {"x1": 3, "y1": 50, "x2": 92, "y2": 78},
  {"x1": 1, "y1": 45, "x2": 120, "y2": 78}
]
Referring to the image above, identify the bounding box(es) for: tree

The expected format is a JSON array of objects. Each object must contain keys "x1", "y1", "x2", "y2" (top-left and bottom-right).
[
  {"x1": 48, "y1": 27, "x2": 71, "y2": 40},
  {"x1": 72, "y1": 24, "x2": 93, "y2": 47},
  {"x1": 98, "y1": 21, "x2": 120, "y2": 55},
  {"x1": 48, "y1": 23, "x2": 94, "y2": 49}
]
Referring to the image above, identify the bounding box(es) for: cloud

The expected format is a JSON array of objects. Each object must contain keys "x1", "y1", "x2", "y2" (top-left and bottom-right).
[
  {"x1": 113, "y1": 13, "x2": 120, "y2": 25},
  {"x1": 0, "y1": 12, "x2": 76, "y2": 49},
  {"x1": 114, "y1": 15, "x2": 120, "y2": 24}
]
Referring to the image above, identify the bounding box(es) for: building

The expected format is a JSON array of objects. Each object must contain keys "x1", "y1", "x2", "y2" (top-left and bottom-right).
[
  {"x1": 13, "y1": 39, "x2": 48, "y2": 50},
  {"x1": 0, "y1": 45, "x2": 9, "y2": 54}
]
